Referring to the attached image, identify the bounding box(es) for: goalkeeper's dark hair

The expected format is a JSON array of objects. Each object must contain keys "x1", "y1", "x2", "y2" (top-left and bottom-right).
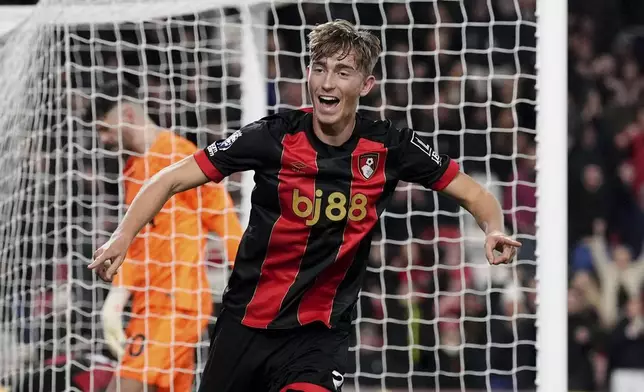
[
  {"x1": 82, "y1": 80, "x2": 140, "y2": 124},
  {"x1": 308, "y1": 19, "x2": 381, "y2": 76}
]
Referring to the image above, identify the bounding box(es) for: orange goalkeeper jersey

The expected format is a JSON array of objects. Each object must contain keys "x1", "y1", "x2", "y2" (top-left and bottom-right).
[{"x1": 114, "y1": 130, "x2": 242, "y2": 316}]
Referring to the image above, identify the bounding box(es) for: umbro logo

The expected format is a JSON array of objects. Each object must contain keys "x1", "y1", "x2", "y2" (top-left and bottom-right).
[
  {"x1": 290, "y1": 161, "x2": 307, "y2": 172},
  {"x1": 331, "y1": 370, "x2": 344, "y2": 390}
]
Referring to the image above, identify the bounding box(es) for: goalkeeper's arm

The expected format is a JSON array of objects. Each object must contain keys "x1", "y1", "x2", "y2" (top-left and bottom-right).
[
  {"x1": 101, "y1": 286, "x2": 130, "y2": 359},
  {"x1": 89, "y1": 156, "x2": 210, "y2": 282}
]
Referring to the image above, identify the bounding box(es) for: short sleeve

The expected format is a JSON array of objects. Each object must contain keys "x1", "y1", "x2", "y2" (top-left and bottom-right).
[
  {"x1": 193, "y1": 120, "x2": 271, "y2": 183},
  {"x1": 396, "y1": 128, "x2": 460, "y2": 190}
]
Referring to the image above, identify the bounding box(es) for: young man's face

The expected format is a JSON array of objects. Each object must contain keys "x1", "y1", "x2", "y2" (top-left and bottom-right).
[{"x1": 307, "y1": 49, "x2": 375, "y2": 126}]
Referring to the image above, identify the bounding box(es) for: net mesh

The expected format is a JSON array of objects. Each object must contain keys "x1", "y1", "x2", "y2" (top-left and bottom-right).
[{"x1": 0, "y1": 0, "x2": 538, "y2": 391}]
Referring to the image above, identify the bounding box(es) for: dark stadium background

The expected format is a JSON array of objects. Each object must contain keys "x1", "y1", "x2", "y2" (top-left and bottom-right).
[{"x1": 2, "y1": 0, "x2": 644, "y2": 391}]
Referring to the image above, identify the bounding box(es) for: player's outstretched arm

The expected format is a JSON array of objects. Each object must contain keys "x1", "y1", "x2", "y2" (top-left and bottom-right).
[
  {"x1": 440, "y1": 172, "x2": 521, "y2": 265},
  {"x1": 88, "y1": 156, "x2": 209, "y2": 281}
]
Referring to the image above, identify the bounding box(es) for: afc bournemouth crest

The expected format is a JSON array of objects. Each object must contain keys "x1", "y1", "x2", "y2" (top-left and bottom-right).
[{"x1": 359, "y1": 153, "x2": 379, "y2": 180}]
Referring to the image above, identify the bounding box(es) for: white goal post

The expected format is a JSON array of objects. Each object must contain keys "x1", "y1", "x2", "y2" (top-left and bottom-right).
[
  {"x1": 0, "y1": 1, "x2": 566, "y2": 391},
  {"x1": 535, "y1": 0, "x2": 567, "y2": 391}
]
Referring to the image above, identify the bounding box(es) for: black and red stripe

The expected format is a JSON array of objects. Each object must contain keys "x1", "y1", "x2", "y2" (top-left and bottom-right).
[
  {"x1": 298, "y1": 139, "x2": 387, "y2": 327},
  {"x1": 241, "y1": 132, "x2": 318, "y2": 329},
  {"x1": 268, "y1": 142, "x2": 353, "y2": 328}
]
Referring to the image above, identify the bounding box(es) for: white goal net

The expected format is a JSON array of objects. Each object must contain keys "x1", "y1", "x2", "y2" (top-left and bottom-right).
[{"x1": 0, "y1": 0, "x2": 552, "y2": 391}]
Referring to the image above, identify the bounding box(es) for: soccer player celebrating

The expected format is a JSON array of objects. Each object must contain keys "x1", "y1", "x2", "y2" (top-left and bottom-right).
[
  {"x1": 89, "y1": 20, "x2": 521, "y2": 392},
  {"x1": 83, "y1": 81, "x2": 243, "y2": 392}
]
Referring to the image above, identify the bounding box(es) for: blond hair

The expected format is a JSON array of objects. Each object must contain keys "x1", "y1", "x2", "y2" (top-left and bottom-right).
[{"x1": 308, "y1": 20, "x2": 381, "y2": 76}]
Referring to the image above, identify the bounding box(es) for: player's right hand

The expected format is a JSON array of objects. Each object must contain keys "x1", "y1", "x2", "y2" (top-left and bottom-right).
[{"x1": 88, "y1": 233, "x2": 131, "y2": 282}]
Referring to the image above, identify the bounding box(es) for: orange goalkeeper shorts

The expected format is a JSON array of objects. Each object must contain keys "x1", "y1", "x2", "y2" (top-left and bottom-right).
[{"x1": 117, "y1": 312, "x2": 209, "y2": 392}]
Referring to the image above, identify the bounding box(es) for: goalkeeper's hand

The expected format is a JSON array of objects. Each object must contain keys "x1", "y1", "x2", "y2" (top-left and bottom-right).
[{"x1": 101, "y1": 287, "x2": 130, "y2": 359}]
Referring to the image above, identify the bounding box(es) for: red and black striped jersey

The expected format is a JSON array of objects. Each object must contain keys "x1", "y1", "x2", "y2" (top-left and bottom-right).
[{"x1": 193, "y1": 109, "x2": 459, "y2": 330}]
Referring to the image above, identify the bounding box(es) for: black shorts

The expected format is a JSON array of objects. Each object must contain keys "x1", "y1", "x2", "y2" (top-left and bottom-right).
[{"x1": 198, "y1": 310, "x2": 349, "y2": 392}]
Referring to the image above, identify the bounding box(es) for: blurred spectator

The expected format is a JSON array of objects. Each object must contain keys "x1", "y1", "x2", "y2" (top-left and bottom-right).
[
  {"x1": 569, "y1": 163, "x2": 609, "y2": 246},
  {"x1": 568, "y1": 284, "x2": 603, "y2": 391},
  {"x1": 588, "y1": 218, "x2": 644, "y2": 329},
  {"x1": 607, "y1": 290, "x2": 644, "y2": 390},
  {"x1": 567, "y1": 1, "x2": 644, "y2": 388}
]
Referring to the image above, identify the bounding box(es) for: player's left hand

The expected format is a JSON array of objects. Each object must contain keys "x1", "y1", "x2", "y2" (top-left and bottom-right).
[
  {"x1": 485, "y1": 231, "x2": 521, "y2": 265},
  {"x1": 88, "y1": 233, "x2": 131, "y2": 282}
]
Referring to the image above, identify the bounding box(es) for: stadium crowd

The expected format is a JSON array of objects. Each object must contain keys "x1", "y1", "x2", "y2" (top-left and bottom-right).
[
  {"x1": 2, "y1": 0, "x2": 644, "y2": 391},
  {"x1": 567, "y1": 0, "x2": 644, "y2": 390}
]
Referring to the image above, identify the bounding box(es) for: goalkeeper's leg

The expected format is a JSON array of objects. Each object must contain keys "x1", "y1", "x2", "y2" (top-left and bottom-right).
[{"x1": 113, "y1": 312, "x2": 205, "y2": 391}]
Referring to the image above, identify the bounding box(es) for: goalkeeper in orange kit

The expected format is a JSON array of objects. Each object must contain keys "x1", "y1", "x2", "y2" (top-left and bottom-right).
[{"x1": 83, "y1": 81, "x2": 243, "y2": 392}]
